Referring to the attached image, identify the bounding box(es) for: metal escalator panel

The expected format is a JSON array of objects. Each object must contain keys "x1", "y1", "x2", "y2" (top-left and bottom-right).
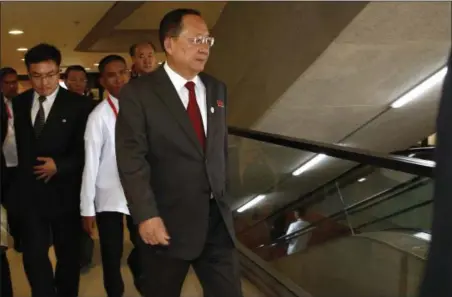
[{"x1": 227, "y1": 127, "x2": 434, "y2": 297}]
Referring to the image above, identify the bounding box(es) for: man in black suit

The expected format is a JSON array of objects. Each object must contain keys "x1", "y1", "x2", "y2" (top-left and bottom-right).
[
  {"x1": 418, "y1": 53, "x2": 451, "y2": 297},
  {"x1": 116, "y1": 9, "x2": 242, "y2": 297},
  {"x1": 0, "y1": 67, "x2": 21, "y2": 252},
  {"x1": 1, "y1": 82, "x2": 14, "y2": 297},
  {"x1": 9, "y1": 43, "x2": 91, "y2": 297}
]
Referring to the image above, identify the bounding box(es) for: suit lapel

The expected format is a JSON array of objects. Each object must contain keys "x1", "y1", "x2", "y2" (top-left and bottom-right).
[
  {"x1": 200, "y1": 73, "x2": 216, "y2": 155},
  {"x1": 153, "y1": 67, "x2": 204, "y2": 157},
  {"x1": 36, "y1": 88, "x2": 66, "y2": 140}
]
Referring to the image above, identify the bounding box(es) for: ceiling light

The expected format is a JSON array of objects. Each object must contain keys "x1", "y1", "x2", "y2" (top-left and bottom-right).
[
  {"x1": 358, "y1": 177, "x2": 367, "y2": 183},
  {"x1": 391, "y1": 66, "x2": 448, "y2": 108},
  {"x1": 9, "y1": 29, "x2": 23, "y2": 35},
  {"x1": 94, "y1": 63, "x2": 99, "y2": 66},
  {"x1": 292, "y1": 154, "x2": 327, "y2": 176},
  {"x1": 237, "y1": 195, "x2": 266, "y2": 213},
  {"x1": 158, "y1": 62, "x2": 163, "y2": 65},
  {"x1": 21, "y1": 58, "x2": 24, "y2": 61},
  {"x1": 85, "y1": 68, "x2": 91, "y2": 71},
  {"x1": 17, "y1": 47, "x2": 27, "y2": 52}
]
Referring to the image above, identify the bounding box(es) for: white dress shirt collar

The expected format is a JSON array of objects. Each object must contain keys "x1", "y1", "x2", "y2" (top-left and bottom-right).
[
  {"x1": 163, "y1": 62, "x2": 202, "y2": 92},
  {"x1": 33, "y1": 86, "x2": 60, "y2": 104}
]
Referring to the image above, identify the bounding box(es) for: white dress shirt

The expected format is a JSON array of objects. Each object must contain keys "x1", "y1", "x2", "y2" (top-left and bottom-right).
[
  {"x1": 286, "y1": 219, "x2": 311, "y2": 255},
  {"x1": 3, "y1": 96, "x2": 18, "y2": 167},
  {"x1": 31, "y1": 87, "x2": 59, "y2": 124},
  {"x1": 163, "y1": 62, "x2": 207, "y2": 135},
  {"x1": 80, "y1": 95, "x2": 129, "y2": 217}
]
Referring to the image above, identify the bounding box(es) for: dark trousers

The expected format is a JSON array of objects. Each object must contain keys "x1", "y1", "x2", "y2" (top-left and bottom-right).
[
  {"x1": 1, "y1": 251, "x2": 13, "y2": 297},
  {"x1": 20, "y1": 212, "x2": 81, "y2": 297},
  {"x1": 2, "y1": 167, "x2": 21, "y2": 250},
  {"x1": 139, "y1": 200, "x2": 243, "y2": 297},
  {"x1": 80, "y1": 230, "x2": 94, "y2": 268},
  {"x1": 96, "y1": 211, "x2": 140, "y2": 297}
]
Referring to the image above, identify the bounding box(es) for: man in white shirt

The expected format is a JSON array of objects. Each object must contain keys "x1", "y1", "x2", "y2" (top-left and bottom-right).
[
  {"x1": 80, "y1": 55, "x2": 142, "y2": 297},
  {"x1": 286, "y1": 209, "x2": 311, "y2": 255}
]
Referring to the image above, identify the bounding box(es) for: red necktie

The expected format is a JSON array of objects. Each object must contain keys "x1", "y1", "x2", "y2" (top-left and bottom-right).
[{"x1": 185, "y1": 81, "x2": 205, "y2": 150}]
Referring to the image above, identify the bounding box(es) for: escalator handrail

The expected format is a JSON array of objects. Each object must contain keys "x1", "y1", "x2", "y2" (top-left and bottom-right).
[
  {"x1": 229, "y1": 126, "x2": 435, "y2": 177},
  {"x1": 254, "y1": 176, "x2": 430, "y2": 249}
]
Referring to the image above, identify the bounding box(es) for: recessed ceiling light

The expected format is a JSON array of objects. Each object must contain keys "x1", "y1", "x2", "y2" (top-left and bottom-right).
[
  {"x1": 85, "y1": 68, "x2": 91, "y2": 71},
  {"x1": 93, "y1": 63, "x2": 99, "y2": 66},
  {"x1": 17, "y1": 47, "x2": 27, "y2": 52},
  {"x1": 358, "y1": 177, "x2": 367, "y2": 183},
  {"x1": 21, "y1": 58, "x2": 24, "y2": 61},
  {"x1": 9, "y1": 29, "x2": 24, "y2": 35}
]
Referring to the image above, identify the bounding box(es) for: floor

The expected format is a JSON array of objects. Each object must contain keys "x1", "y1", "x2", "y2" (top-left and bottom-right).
[{"x1": 6, "y1": 234, "x2": 264, "y2": 297}]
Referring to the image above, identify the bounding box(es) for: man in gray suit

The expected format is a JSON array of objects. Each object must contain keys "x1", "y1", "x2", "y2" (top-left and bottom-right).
[{"x1": 115, "y1": 8, "x2": 242, "y2": 297}]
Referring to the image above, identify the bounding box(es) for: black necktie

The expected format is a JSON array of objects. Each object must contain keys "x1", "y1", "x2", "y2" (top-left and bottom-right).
[{"x1": 34, "y1": 96, "x2": 46, "y2": 137}]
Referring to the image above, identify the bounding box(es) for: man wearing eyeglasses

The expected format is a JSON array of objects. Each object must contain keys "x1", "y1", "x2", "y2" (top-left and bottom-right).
[
  {"x1": 9, "y1": 43, "x2": 92, "y2": 297},
  {"x1": 116, "y1": 8, "x2": 242, "y2": 297}
]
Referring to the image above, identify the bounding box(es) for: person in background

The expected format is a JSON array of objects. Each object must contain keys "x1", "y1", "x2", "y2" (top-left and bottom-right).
[
  {"x1": 116, "y1": 8, "x2": 242, "y2": 297},
  {"x1": 63, "y1": 64, "x2": 95, "y2": 273},
  {"x1": 64, "y1": 65, "x2": 88, "y2": 96},
  {"x1": 419, "y1": 51, "x2": 452, "y2": 297},
  {"x1": 0, "y1": 67, "x2": 21, "y2": 252},
  {"x1": 285, "y1": 208, "x2": 310, "y2": 255},
  {"x1": 129, "y1": 42, "x2": 157, "y2": 79},
  {"x1": 1, "y1": 84, "x2": 13, "y2": 297},
  {"x1": 81, "y1": 55, "x2": 143, "y2": 297},
  {"x1": 10, "y1": 43, "x2": 92, "y2": 297}
]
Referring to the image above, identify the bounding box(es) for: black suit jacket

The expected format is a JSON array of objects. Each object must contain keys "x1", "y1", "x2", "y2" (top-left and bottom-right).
[
  {"x1": 1, "y1": 95, "x2": 8, "y2": 204},
  {"x1": 116, "y1": 66, "x2": 233, "y2": 260},
  {"x1": 8, "y1": 87, "x2": 91, "y2": 217},
  {"x1": 419, "y1": 52, "x2": 452, "y2": 297}
]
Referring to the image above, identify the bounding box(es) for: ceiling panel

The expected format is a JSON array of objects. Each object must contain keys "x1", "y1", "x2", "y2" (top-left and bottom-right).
[
  {"x1": 0, "y1": 1, "x2": 132, "y2": 74},
  {"x1": 116, "y1": 1, "x2": 226, "y2": 30},
  {"x1": 253, "y1": 1, "x2": 451, "y2": 153}
]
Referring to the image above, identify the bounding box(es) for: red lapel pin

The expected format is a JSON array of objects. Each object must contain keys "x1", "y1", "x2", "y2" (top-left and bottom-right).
[{"x1": 217, "y1": 100, "x2": 224, "y2": 108}]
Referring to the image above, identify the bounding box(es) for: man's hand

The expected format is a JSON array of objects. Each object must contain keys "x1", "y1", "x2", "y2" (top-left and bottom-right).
[
  {"x1": 139, "y1": 217, "x2": 170, "y2": 246},
  {"x1": 82, "y1": 216, "x2": 96, "y2": 236},
  {"x1": 34, "y1": 157, "x2": 57, "y2": 183}
]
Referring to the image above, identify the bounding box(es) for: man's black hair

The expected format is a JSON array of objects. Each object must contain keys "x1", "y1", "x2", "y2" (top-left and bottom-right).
[
  {"x1": 64, "y1": 65, "x2": 87, "y2": 79},
  {"x1": 0, "y1": 67, "x2": 18, "y2": 82},
  {"x1": 98, "y1": 55, "x2": 126, "y2": 74},
  {"x1": 159, "y1": 8, "x2": 201, "y2": 53},
  {"x1": 24, "y1": 43, "x2": 61, "y2": 69}
]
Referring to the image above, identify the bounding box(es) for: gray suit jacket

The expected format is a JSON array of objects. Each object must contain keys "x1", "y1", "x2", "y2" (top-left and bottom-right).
[{"x1": 115, "y1": 66, "x2": 234, "y2": 260}]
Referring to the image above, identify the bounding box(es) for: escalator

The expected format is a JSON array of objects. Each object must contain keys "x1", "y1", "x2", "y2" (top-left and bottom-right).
[
  {"x1": 7, "y1": 127, "x2": 432, "y2": 297},
  {"x1": 228, "y1": 127, "x2": 434, "y2": 297}
]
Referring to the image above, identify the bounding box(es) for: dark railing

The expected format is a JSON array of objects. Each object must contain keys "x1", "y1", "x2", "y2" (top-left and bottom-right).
[{"x1": 228, "y1": 127, "x2": 435, "y2": 177}]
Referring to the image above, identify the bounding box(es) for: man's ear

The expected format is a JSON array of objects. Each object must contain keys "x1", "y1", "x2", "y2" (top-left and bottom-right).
[{"x1": 164, "y1": 38, "x2": 173, "y2": 55}]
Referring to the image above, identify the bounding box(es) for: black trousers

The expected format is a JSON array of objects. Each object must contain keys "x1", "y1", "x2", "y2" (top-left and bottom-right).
[
  {"x1": 1, "y1": 251, "x2": 13, "y2": 297},
  {"x1": 2, "y1": 167, "x2": 21, "y2": 249},
  {"x1": 96, "y1": 211, "x2": 140, "y2": 297},
  {"x1": 139, "y1": 200, "x2": 243, "y2": 297},
  {"x1": 79, "y1": 230, "x2": 94, "y2": 268},
  {"x1": 20, "y1": 212, "x2": 81, "y2": 297}
]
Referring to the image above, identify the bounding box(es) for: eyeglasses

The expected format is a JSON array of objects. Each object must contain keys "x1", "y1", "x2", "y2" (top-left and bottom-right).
[
  {"x1": 179, "y1": 35, "x2": 215, "y2": 47},
  {"x1": 29, "y1": 71, "x2": 60, "y2": 82}
]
